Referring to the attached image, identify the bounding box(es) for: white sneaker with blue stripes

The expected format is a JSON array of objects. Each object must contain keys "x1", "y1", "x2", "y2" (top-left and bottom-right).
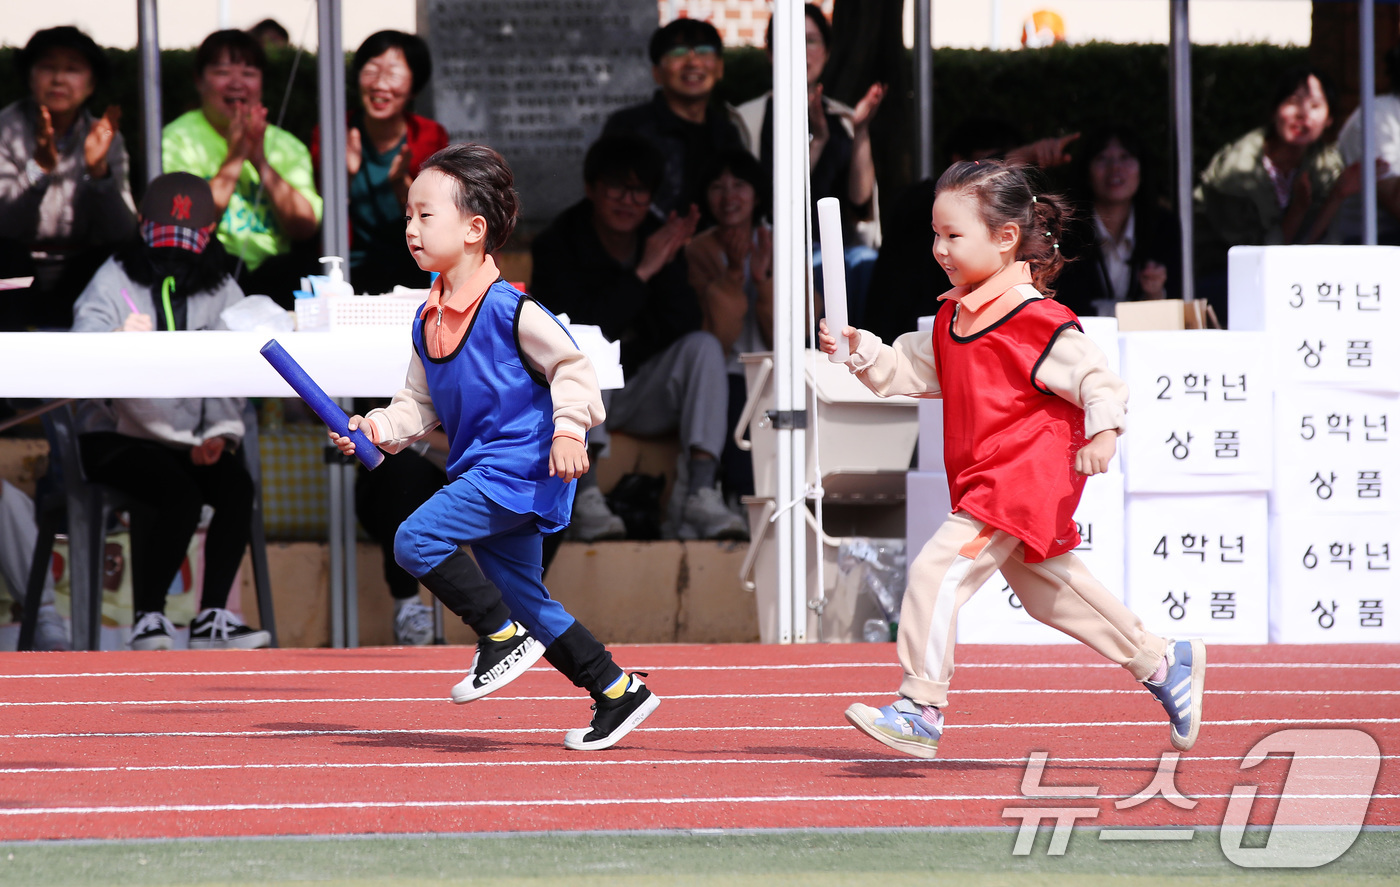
[
  {"x1": 845, "y1": 697, "x2": 944, "y2": 759},
  {"x1": 1143, "y1": 638, "x2": 1206, "y2": 751}
]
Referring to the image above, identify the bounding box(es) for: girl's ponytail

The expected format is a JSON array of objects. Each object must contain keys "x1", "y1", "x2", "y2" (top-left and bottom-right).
[
  {"x1": 1023, "y1": 192, "x2": 1070, "y2": 294},
  {"x1": 934, "y1": 160, "x2": 1074, "y2": 296}
]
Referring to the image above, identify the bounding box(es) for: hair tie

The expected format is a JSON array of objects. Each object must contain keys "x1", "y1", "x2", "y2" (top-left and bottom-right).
[
  {"x1": 1044, "y1": 231, "x2": 1052, "y2": 237},
  {"x1": 1053, "y1": 242, "x2": 1060, "y2": 250},
  {"x1": 1031, "y1": 195, "x2": 1038, "y2": 203}
]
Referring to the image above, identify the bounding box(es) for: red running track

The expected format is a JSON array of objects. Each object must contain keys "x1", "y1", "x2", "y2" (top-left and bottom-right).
[{"x1": 0, "y1": 643, "x2": 1395, "y2": 840}]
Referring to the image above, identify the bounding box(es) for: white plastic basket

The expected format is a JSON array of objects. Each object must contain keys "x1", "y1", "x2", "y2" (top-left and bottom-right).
[
  {"x1": 328, "y1": 294, "x2": 423, "y2": 329},
  {"x1": 294, "y1": 297, "x2": 327, "y2": 330}
]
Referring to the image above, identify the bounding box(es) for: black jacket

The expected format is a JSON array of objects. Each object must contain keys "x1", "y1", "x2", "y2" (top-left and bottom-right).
[
  {"x1": 602, "y1": 91, "x2": 745, "y2": 217},
  {"x1": 529, "y1": 199, "x2": 702, "y2": 374},
  {"x1": 1056, "y1": 203, "x2": 1182, "y2": 317}
]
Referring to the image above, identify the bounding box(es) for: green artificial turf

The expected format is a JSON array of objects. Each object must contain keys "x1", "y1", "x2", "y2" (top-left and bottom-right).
[{"x1": 2, "y1": 828, "x2": 1397, "y2": 886}]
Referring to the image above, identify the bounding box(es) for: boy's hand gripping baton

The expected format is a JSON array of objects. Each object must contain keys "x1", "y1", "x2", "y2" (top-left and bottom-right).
[
  {"x1": 259, "y1": 339, "x2": 384, "y2": 469},
  {"x1": 816, "y1": 197, "x2": 850, "y2": 362}
]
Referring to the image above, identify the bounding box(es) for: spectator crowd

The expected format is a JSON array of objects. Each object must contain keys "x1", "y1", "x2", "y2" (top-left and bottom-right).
[{"x1": 3, "y1": 8, "x2": 1398, "y2": 651}]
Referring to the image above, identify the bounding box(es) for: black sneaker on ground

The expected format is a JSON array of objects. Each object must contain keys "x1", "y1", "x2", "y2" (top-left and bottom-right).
[
  {"x1": 188, "y1": 608, "x2": 272, "y2": 650},
  {"x1": 451, "y1": 623, "x2": 546, "y2": 703},
  {"x1": 564, "y1": 672, "x2": 660, "y2": 750},
  {"x1": 130, "y1": 611, "x2": 175, "y2": 651}
]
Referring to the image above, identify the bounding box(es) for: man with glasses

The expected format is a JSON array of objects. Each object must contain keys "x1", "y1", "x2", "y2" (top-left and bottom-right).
[
  {"x1": 602, "y1": 19, "x2": 745, "y2": 219},
  {"x1": 530, "y1": 135, "x2": 746, "y2": 542}
]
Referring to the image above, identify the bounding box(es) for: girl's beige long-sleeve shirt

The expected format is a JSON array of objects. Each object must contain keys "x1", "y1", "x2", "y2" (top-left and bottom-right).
[{"x1": 845, "y1": 261, "x2": 1128, "y2": 439}]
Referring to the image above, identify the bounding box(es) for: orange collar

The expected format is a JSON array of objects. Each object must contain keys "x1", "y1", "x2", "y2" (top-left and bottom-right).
[
  {"x1": 420, "y1": 254, "x2": 500, "y2": 320},
  {"x1": 937, "y1": 261, "x2": 1033, "y2": 310}
]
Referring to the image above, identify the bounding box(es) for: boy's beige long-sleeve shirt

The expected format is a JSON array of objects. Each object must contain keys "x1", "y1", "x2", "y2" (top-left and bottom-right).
[
  {"x1": 365, "y1": 255, "x2": 606, "y2": 452},
  {"x1": 845, "y1": 261, "x2": 1128, "y2": 439}
]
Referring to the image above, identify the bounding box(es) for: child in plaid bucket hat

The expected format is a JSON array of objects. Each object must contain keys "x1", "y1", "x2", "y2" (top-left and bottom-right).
[
  {"x1": 139, "y1": 171, "x2": 221, "y2": 254},
  {"x1": 68, "y1": 171, "x2": 270, "y2": 651}
]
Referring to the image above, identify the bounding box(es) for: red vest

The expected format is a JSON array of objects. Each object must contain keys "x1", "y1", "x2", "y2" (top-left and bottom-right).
[{"x1": 932, "y1": 292, "x2": 1086, "y2": 562}]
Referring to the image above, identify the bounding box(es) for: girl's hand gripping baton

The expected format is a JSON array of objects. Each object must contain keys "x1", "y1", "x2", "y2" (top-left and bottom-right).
[
  {"x1": 259, "y1": 339, "x2": 384, "y2": 469},
  {"x1": 816, "y1": 197, "x2": 850, "y2": 362}
]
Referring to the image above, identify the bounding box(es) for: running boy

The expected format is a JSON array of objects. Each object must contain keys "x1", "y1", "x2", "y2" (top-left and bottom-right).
[
  {"x1": 330, "y1": 143, "x2": 659, "y2": 750},
  {"x1": 819, "y1": 159, "x2": 1205, "y2": 759}
]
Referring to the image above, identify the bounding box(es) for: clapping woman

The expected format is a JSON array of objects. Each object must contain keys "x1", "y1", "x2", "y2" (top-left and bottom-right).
[{"x1": 0, "y1": 26, "x2": 136, "y2": 329}]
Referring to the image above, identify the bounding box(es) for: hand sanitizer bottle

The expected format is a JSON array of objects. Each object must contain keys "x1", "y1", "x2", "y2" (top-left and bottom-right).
[{"x1": 318, "y1": 256, "x2": 354, "y2": 297}]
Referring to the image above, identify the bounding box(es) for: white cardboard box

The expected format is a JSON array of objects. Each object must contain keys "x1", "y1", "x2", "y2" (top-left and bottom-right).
[
  {"x1": 1269, "y1": 513, "x2": 1400, "y2": 643},
  {"x1": 1124, "y1": 492, "x2": 1270, "y2": 644},
  {"x1": 1272, "y1": 388, "x2": 1400, "y2": 515},
  {"x1": 916, "y1": 315, "x2": 943, "y2": 472},
  {"x1": 1119, "y1": 331, "x2": 1273, "y2": 493},
  {"x1": 905, "y1": 471, "x2": 1127, "y2": 645},
  {"x1": 1228, "y1": 245, "x2": 1400, "y2": 391}
]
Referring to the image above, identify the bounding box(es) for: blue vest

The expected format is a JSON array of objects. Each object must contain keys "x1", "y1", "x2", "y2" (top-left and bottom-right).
[{"x1": 413, "y1": 281, "x2": 575, "y2": 534}]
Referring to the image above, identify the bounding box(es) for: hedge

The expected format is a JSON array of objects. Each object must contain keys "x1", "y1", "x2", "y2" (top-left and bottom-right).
[
  {"x1": 1, "y1": 41, "x2": 1307, "y2": 206},
  {"x1": 717, "y1": 41, "x2": 1310, "y2": 204}
]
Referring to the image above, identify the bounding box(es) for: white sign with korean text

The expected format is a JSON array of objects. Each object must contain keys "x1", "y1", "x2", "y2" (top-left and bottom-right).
[
  {"x1": 1270, "y1": 513, "x2": 1399, "y2": 643},
  {"x1": 1273, "y1": 389, "x2": 1399, "y2": 515},
  {"x1": 1119, "y1": 331, "x2": 1273, "y2": 493},
  {"x1": 1124, "y1": 492, "x2": 1269, "y2": 643},
  {"x1": 916, "y1": 315, "x2": 943, "y2": 472},
  {"x1": 1229, "y1": 245, "x2": 1400, "y2": 390},
  {"x1": 953, "y1": 474, "x2": 1127, "y2": 645}
]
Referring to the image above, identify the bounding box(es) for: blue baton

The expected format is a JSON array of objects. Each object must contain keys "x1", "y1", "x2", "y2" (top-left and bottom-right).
[{"x1": 259, "y1": 339, "x2": 384, "y2": 470}]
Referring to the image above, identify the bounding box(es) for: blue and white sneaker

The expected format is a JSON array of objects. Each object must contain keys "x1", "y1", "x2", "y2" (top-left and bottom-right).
[
  {"x1": 845, "y1": 697, "x2": 943, "y2": 759},
  {"x1": 1143, "y1": 638, "x2": 1206, "y2": 751}
]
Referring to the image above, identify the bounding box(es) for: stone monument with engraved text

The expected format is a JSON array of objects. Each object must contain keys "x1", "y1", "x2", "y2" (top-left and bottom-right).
[{"x1": 419, "y1": 0, "x2": 657, "y2": 233}]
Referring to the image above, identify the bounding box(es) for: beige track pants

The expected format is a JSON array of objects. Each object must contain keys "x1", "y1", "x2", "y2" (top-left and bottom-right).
[{"x1": 897, "y1": 511, "x2": 1167, "y2": 708}]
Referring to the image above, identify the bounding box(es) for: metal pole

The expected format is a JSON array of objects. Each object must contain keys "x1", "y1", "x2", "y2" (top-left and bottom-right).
[
  {"x1": 327, "y1": 448, "x2": 345, "y2": 648},
  {"x1": 1361, "y1": 0, "x2": 1379, "y2": 246},
  {"x1": 990, "y1": 0, "x2": 1002, "y2": 50},
  {"x1": 341, "y1": 399, "x2": 359, "y2": 647},
  {"x1": 318, "y1": 0, "x2": 355, "y2": 646},
  {"x1": 773, "y1": 0, "x2": 807, "y2": 643},
  {"x1": 318, "y1": 0, "x2": 350, "y2": 267},
  {"x1": 1170, "y1": 0, "x2": 1194, "y2": 303},
  {"x1": 136, "y1": 0, "x2": 163, "y2": 184},
  {"x1": 915, "y1": 0, "x2": 934, "y2": 181}
]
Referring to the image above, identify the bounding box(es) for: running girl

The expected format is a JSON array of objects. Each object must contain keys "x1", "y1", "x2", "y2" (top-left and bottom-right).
[{"x1": 819, "y1": 159, "x2": 1205, "y2": 759}]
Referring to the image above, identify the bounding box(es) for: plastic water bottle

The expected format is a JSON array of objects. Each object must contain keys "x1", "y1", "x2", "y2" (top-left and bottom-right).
[{"x1": 863, "y1": 618, "x2": 890, "y2": 643}]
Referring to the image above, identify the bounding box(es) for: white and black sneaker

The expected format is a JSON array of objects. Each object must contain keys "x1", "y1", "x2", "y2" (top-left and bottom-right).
[
  {"x1": 451, "y1": 623, "x2": 545, "y2": 703},
  {"x1": 188, "y1": 608, "x2": 272, "y2": 650},
  {"x1": 564, "y1": 673, "x2": 660, "y2": 750},
  {"x1": 130, "y1": 611, "x2": 175, "y2": 651}
]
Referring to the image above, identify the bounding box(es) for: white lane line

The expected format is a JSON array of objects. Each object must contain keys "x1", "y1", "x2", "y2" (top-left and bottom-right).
[
  {"x1": 4, "y1": 752, "x2": 1395, "y2": 776},
  {"x1": 3, "y1": 716, "x2": 1397, "y2": 741},
  {"x1": 2, "y1": 688, "x2": 1396, "y2": 707},
  {"x1": 1, "y1": 661, "x2": 1397, "y2": 679},
  {"x1": 2, "y1": 793, "x2": 1397, "y2": 818}
]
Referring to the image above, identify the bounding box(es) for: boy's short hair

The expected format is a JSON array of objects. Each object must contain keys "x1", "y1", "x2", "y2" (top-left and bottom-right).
[
  {"x1": 418, "y1": 143, "x2": 520, "y2": 254},
  {"x1": 195, "y1": 29, "x2": 268, "y2": 76},
  {"x1": 647, "y1": 19, "x2": 724, "y2": 65},
  {"x1": 16, "y1": 26, "x2": 108, "y2": 85},
  {"x1": 583, "y1": 134, "x2": 664, "y2": 193}
]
